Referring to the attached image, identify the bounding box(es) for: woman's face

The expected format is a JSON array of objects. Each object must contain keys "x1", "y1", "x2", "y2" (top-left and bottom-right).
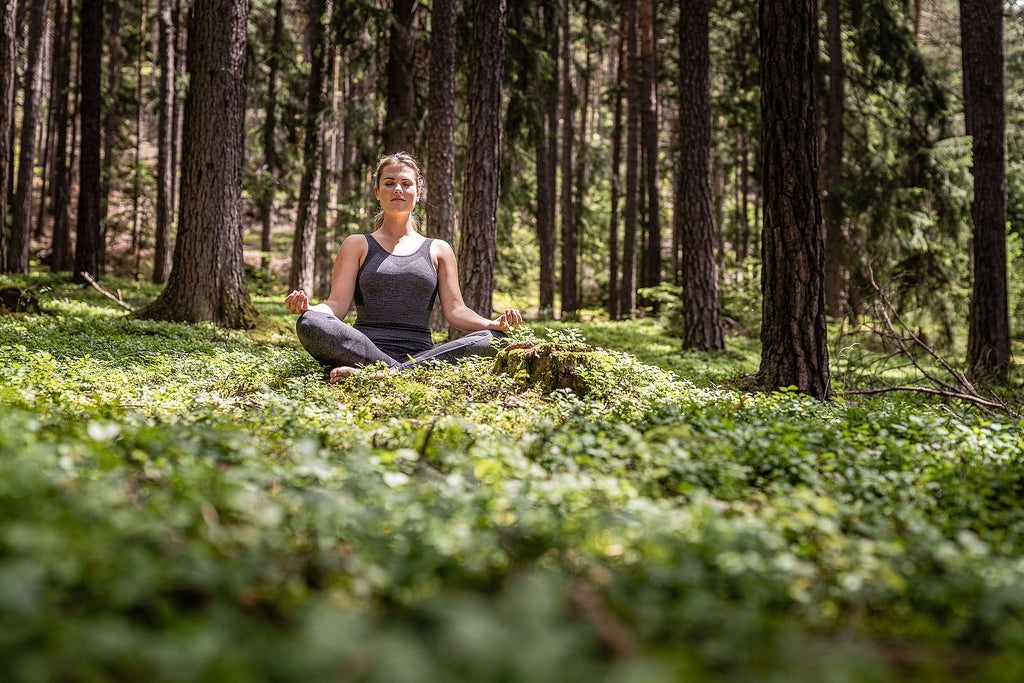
[{"x1": 375, "y1": 163, "x2": 420, "y2": 212}]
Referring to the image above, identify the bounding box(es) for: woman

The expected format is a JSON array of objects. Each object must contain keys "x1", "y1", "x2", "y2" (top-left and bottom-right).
[{"x1": 285, "y1": 152, "x2": 523, "y2": 382}]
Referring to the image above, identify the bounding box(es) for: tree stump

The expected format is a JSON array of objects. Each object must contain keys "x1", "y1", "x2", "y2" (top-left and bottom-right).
[
  {"x1": 492, "y1": 340, "x2": 602, "y2": 396},
  {"x1": 0, "y1": 287, "x2": 40, "y2": 314}
]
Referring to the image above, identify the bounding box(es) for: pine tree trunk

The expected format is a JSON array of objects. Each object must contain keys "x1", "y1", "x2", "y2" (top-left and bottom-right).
[
  {"x1": 426, "y1": 0, "x2": 456, "y2": 331},
  {"x1": 383, "y1": 0, "x2": 418, "y2": 155},
  {"x1": 607, "y1": 0, "x2": 626, "y2": 320},
  {"x1": 9, "y1": 0, "x2": 51, "y2": 273},
  {"x1": 100, "y1": 0, "x2": 124, "y2": 269},
  {"x1": 0, "y1": 0, "x2": 17, "y2": 272},
  {"x1": 961, "y1": 0, "x2": 1009, "y2": 384},
  {"x1": 136, "y1": 0, "x2": 256, "y2": 328},
  {"x1": 458, "y1": 0, "x2": 506, "y2": 319},
  {"x1": 619, "y1": 0, "x2": 639, "y2": 318},
  {"x1": 678, "y1": 0, "x2": 724, "y2": 351},
  {"x1": 558, "y1": 0, "x2": 577, "y2": 319},
  {"x1": 533, "y1": 0, "x2": 557, "y2": 319},
  {"x1": 289, "y1": 0, "x2": 333, "y2": 294},
  {"x1": 822, "y1": 0, "x2": 846, "y2": 317},
  {"x1": 152, "y1": 0, "x2": 176, "y2": 284},
  {"x1": 638, "y1": 0, "x2": 660, "y2": 295},
  {"x1": 74, "y1": 0, "x2": 104, "y2": 284},
  {"x1": 757, "y1": 0, "x2": 829, "y2": 398},
  {"x1": 49, "y1": 0, "x2": 73, "y2": 272}
]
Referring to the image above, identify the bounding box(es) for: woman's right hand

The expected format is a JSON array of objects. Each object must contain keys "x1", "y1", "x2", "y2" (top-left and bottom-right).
[{"x1": 284, "y1": 290, "x2": 311, "y2": 315}]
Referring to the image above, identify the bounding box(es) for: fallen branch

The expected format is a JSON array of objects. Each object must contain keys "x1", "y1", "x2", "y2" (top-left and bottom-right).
[
  {"x1": 80, "y1": 272, "x2": 135, "y2": 312},
  {"x1": 845, "y1": 385, "x2": 1018, "y2": 416}
]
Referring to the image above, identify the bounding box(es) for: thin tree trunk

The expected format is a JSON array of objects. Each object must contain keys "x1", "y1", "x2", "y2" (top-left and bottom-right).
[
  {"x1": 382, "y1": 0, "x2": 418, "y2": 154},
  {"x1": 75, "y1": 0, "x2": 104, "y2": 283},
  {"x1": 131, "y1": 0, "x2": 149, "y2": 272},
  {"x1": 289, "y1": 0, "x2": 333, "y2": 294},
  {"x1": 0, "y1": 0, "x2": 14, "y2": 271},
  {"x1": 678, "y1": 0, "x2": 724, "y2": 351},
  {"x1": 961, "y1": 0, "x2": 1008, "y2": 384},
  {"x1": 9, "y1": 0, "x2": 51, "y2": 273},
  {"x1": 153, "y1": 0, "x2": 176, "y2": 283},
  {"x1": 257, "y1": 0, "x2": 283, "y2": 275},
  {"x1": 757, "y1": 0, "x2": 829, "y2": 398},
  {"x1": 619, "y1": 0, "x2": 639, "y2": 318},
  {"x1": 638, "y1": 0, "x2": 660, "y2": 296},
  {"x1": 458, "y1": 0, "x2": 506, "y2": 318},
  {"x1": 49, "y1": 0, "x2": 73, "y2": 271},
  {"x1": 426, "y1": 0, "x2": 456, "y2": 330},
  {"x1": 822, "y1": 0, "x2": 846, "y2": 317},
  {"x1": 100, "y1": 0, "x2": 124, "y2": 269},
  {"x1": 136, "y1": 0, "x2": 256, "y2": 328},
  {"x1": 607, "y1": 0, "x2": 626, "y2": 320},
  {"x1": 558, "y1": 0, "x2": 576, "y2": 319}
]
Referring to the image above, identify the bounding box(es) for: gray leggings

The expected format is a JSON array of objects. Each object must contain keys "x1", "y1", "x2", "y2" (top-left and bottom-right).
[{"x1": 296, "y1": 310, "x2": 504, "y2": 371}]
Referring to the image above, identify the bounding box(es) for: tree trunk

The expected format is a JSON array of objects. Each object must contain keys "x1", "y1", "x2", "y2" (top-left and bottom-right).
[
  {"x1": 382, "y1": 0, "x2": 418, "y2": 155},
  {"x1": 757, "y1": 0, "x2": 829, "y2": 398},
  {"x1": 533, "y1": 0, "x2": 557, "y2": 319},
  {"x1": 638, "y1": 0, "x2": 660, "y2": 295},
  {"x1": 100, "y1": 0, "x2": 124, "y2": 270},
  {"x1": 558, "y1": 0, "x2": 577, "y2": 319},
  {"x1": 152, "y1": 0, "x2": 176, "y2": 283},
  {"x1": 822, "y1": 0, "x2": 846, "y2": 317},
  {"x1": 0, "y1": 0, "x2": 17, "y2": 272},
  {"x1": 961, "y1": 0, "x2": 1009, "y2": 384},
  {"x1": 9, "y1": 0, "x2": 51, "y2": 273},
  {"x1": 458, "y1": 0, "x2": 506, "y2": 318},
  {"x1": 619, "y1": 0, "x2": 639, "y2": 318},
  {"x1": 136, "y1": 0, "x2": 256, "y2": 328},
  {"x1": 426, "y1": 0, "x2": 456, "y2": 330},
  {"x1": 256, "y1": 0, "x2": 283, "y2": 275},
  {"x1": 289, "y1": 0, "x2": 333, "y2": 294},
  {"x1": 49, "y1": 0, "x2": 73, "y2": 272},
  {"x1": 678, "y1": 0, "x2": 724, "y2": 351},
  {"x1": 74, "y1": 0, "x2": 104, "y2": 284},
  {"x1": 607, "y1": 0, "x2": 626, "y2": 320}
]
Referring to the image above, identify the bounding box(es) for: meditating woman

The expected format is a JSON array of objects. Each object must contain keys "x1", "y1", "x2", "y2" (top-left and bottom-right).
[{"x1": 284, "y1": 152, "x2": 523, "y2": 382}]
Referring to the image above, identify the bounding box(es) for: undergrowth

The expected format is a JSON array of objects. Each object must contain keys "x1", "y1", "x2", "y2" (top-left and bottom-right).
[{"x1": 2, "y1": 274, "x2": 1024, "y2": 682}]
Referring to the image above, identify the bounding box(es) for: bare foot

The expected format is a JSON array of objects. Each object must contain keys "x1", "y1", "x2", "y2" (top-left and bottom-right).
[
  {"x1": 329, "y1": 366, "x2": 360, "y2": 383},
  {"x1": 328, "y1": 366, "x2": 393, "y2": 383}
]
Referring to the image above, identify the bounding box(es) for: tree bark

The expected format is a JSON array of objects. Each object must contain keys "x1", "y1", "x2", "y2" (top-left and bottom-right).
[
  {"x1": 289, "y1": 0, "x2": 333, "y2": 294},
  {"x1": 74, "y1": 0, "x2": 104, "y2": 284},
  {"x1": 9, "y1": 0, "x2": 51, "y2": 273},
  {"x1": 607, "y1": 0, "x2": 626, "y2": 320},
  {"x1": 961, "y1": 0, "x2": 1009, "y2": 384},
  {"x1": 558, "y1": 0, "x2": 577, "y2": 319},
  {"x1": 136, "y1": 0, "x2": 256, "y2": 328},
  {"x1": 49, "y1": 0, "x2": 74, "y2": 272},
  {"x1": 0, "y1": 0, "x2": 17, "y2": 271},
  {"x1": 678, "y1": 0, "x2": 724, "y2": 351},
  {"x1": 757, "y1": 0, "x2": 829, "y2": 398},
  {"x1": 638, "y1": 0, "x2": 660, "y2": 295},
  {"x1": 533, "y1": 0, "x2": 557, "y2": 319},
  {"x1": 426, "y1": 0, "x2": 456, "y2": 330},
  {"x1": 619, "y1": 0, "x2": 639, "y2": 318},
  {"x1": 458, "y1": 0, "x2": 506, "y2": 319},
  {"x1": 382, "y1": 0, "x2": 418, "y2": 155},
  {"x1": 822, "y1": 0, "x2": 846, "y2": 317},
  {"x1": 153, "y1": 0, "x2": 176, "y2": 283}
]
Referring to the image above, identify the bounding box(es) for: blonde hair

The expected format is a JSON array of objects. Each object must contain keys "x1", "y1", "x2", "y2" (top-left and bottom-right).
[{"x1": 373, "y1": 152, "x2": 425, "y2": 230}]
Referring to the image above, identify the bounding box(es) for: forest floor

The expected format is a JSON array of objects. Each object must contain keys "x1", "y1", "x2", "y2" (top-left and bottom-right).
[{"x1": 2, "y1": 271, "x2": 1024, "y2": 682}]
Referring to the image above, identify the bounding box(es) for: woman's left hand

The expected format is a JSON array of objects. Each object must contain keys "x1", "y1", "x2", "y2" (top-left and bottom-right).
[{"x1": 492, "y1": 308, "x2": 523, "y2": 331}]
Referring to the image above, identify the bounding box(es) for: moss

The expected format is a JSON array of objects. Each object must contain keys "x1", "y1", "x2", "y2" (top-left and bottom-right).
[{"x1": 491, "y1": 340, "x2": 603, "y2": 396}]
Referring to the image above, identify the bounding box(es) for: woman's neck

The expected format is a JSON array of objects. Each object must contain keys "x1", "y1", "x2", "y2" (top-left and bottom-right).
[{"x1": 376, "y1": 214, "x2": 416, "y2": 239}]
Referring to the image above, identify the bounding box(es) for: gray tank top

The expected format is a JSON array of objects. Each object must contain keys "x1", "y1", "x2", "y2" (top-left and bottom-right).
[{"x1": 353, "y1": 234, "x2": 438, "y2": 359}]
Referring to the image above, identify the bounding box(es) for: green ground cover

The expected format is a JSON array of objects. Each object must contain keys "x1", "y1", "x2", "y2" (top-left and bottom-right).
[{"x1": 2, "y1": 274, "x2": 1024, "y2": 682}]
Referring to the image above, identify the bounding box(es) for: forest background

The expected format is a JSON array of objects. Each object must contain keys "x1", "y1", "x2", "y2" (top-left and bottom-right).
[{"x1": 0, "y1": 0, "x2": 1022, "y2": 382}]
